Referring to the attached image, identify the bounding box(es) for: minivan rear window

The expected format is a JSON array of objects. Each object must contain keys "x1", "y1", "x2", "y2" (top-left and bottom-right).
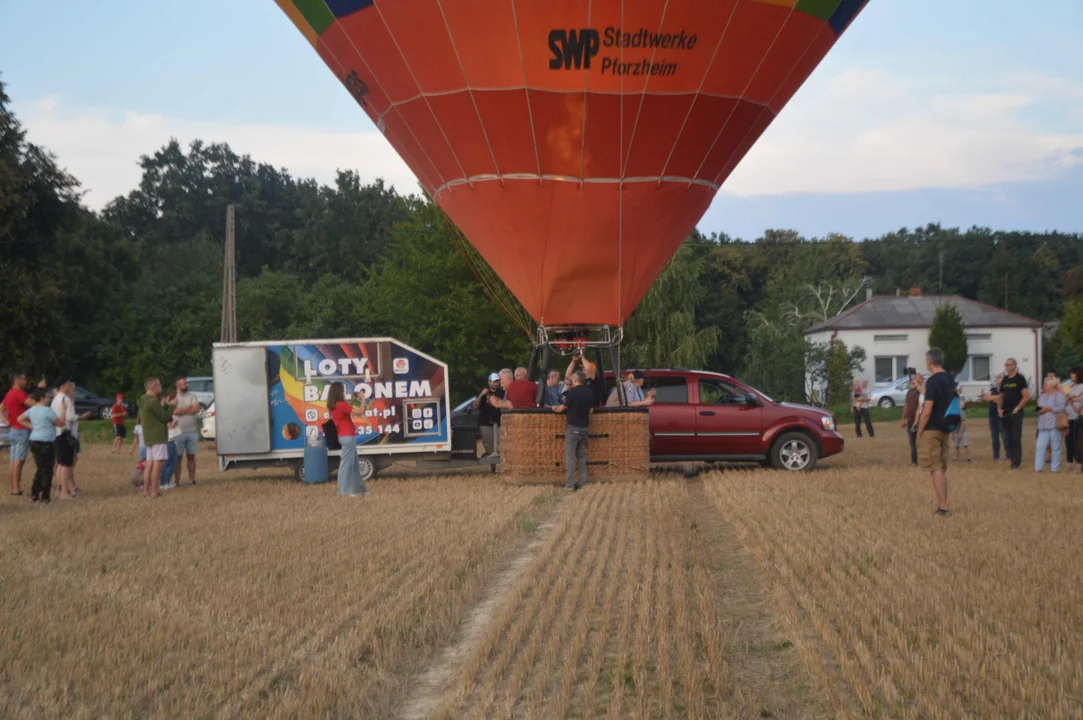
[{"x1": 647, "y1": 376, "x2": 688, "y2": 404}]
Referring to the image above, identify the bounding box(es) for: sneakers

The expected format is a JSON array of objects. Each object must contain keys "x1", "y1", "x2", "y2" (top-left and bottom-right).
[
  {"x1": 934, "y1": 508, "x2": 952, "y2": 517},
  {"x1": 161, "y1": 483, "x2": 176, "y2": 491}
]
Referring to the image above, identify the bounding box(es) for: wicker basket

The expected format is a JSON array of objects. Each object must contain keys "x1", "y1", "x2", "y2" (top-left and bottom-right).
[{"x1": 500, "y1": 408, "x2": 649, "y2": 481}]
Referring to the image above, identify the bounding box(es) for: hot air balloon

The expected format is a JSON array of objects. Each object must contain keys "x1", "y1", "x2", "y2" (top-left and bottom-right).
[{"x1": 275, "y1": 0, "x2": 868, "y2": 340}]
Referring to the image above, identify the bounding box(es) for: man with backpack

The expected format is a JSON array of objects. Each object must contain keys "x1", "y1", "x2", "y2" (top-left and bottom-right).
[{"x1": 917, "y1": 347, "x2": 957, "y2": 517}]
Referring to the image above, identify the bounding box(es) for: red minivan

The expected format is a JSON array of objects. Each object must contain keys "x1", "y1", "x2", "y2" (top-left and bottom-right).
[{"x1": 610, "y1": 369, "x2": 844, "y2": 471}]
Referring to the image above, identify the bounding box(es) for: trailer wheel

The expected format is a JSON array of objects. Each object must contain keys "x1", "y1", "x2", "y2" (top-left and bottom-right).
[
  {"x1": 359, "y1": 457, "x2": 376, "y2": 482},
  {"x1": 294, "y1": 462, "x2": 305, "y2": 483}
]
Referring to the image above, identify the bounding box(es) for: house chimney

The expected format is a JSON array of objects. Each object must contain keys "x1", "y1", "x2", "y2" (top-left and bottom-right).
[
  {"x1": 866, "y1": 286, "x2": 873, "y2": 302},
  {"x1": 908, "y1": 286, "x2": 922, "y2": 297}
]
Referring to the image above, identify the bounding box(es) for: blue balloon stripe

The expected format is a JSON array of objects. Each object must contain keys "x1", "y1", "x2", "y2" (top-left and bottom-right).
[
  {"x1": 325, "y1": 0, "x2": 374, "y2": 20},
  {"x1": 829, "y1": 0, "x2": 866, "y2": 35}
]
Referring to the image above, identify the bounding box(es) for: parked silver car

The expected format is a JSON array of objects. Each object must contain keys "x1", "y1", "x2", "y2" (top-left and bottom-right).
[
  {"x1": 185, "y1": 377, "x2": 215, "y2": 408},
  {"x1": 869, "y1": 376, "x2": 926, "y2": 408}
]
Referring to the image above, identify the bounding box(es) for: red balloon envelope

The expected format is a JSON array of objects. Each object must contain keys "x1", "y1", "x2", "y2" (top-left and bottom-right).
[{"x1": 276, "y1": 0, "x2": 869, "y2": 327}]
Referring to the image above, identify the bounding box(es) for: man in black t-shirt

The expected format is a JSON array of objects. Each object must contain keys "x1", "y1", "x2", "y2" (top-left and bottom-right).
[
  {"x1": 554, "y1": 370, "x2": 594, "y2": 490},
  {"x1": 998, "y1": 359, "x2": 1030, "y2": 469},
  {"x1": 917, "y1": 347, "x2": 953, "y2": 516},
  {"x1": 472, "y1": 373, "x2": 505, "y2": 457}
]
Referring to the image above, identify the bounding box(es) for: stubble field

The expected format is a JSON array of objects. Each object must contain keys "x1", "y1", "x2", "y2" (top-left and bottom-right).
[{"x1": 1, "y1": 418, "x2": 1080, "y2": 719}]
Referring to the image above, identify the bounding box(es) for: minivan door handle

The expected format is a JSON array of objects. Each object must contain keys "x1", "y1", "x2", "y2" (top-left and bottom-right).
[{"x1": 699, "y1": 410, "x2": 716, "y2": 416}]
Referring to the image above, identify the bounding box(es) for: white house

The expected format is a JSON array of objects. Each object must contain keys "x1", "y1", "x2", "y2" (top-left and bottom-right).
[{"x1": 803, "y1": 290, "x2": 1042, "y2": 395}]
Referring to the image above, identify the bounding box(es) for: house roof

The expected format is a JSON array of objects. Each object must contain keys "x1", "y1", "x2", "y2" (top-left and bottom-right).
[{"x1": 803, "y1": 295, "x2": 1042, "y2": 334}]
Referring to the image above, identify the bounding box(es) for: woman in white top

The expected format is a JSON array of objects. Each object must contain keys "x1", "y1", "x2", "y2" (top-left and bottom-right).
[{"x1": 50, "y1": 379, "x2": 89, "y2": 498}]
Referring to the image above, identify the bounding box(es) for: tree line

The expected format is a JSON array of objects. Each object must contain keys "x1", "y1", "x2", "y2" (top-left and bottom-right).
[{"x1": 2, "y1": 78, "x2": 1081, "y2": 405}]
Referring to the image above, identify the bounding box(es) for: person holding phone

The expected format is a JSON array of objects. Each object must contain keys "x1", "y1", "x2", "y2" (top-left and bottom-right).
[
  {"x1": 327, "y1": 381, "x2": 369, "y2": 496},
  {"x1": 1065, "y1": 368, "x2": 1082, "y2": 473}
]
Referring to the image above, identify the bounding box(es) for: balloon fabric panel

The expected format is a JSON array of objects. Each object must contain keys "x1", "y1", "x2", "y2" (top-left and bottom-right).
[{"x1": 276, "y1": 0, "x2": 870, "y2": 326}]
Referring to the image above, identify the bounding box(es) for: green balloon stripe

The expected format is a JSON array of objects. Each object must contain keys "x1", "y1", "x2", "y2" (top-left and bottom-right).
[
  {"x1": 796, "y1": 0, "x2": 844, "y2": 22},
  {"x1": 291, "y1": 0, "x2": 335, "y2": 36}
]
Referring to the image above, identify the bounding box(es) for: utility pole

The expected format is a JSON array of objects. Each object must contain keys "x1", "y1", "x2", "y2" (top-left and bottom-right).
[
  {"x1": 221, "y1": 204, "x2": 237, "y2": 343},
  {"x1": 938, "y1": 250, "x2": 944, "y2": 294}
]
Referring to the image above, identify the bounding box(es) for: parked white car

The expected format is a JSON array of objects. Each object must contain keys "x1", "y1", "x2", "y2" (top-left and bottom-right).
[
  {"x1": 200, "y1": 402, "x2": 215, "y2": 440},
  {"x1": 186, "y1": 377, "x2": 215, "y2": 408},
  {"x1": 0, "y1": 418, "x2": 9, "y2": 450}
]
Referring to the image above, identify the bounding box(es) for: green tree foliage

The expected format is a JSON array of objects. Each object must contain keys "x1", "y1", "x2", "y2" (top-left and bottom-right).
[
  {"x1": 805, "y1": 340, "x2": 867, "y2": 407},
  {"x1": 928, "y1": 303, "x2": 968, "y2": 373},
  {"x1": 623, "y1": 239, "x2": 721, "y2": 370},
  {"x1": 1053, "y1": 340, "x2": 1080, "y2": 378},
  {"x1": 1061, "y1": 301, "x2": 1083, "y2": 366}
]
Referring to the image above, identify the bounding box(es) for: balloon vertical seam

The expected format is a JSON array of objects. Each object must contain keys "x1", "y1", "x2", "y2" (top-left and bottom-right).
[
  {"x1": 370, "y1": 1, "x2": 471, "y2": 188},
  {"x1": 577, "y1": 0, "x2": 594, "y2": 191},
  {"x1": 508, "y1": 0, "x2": 543, "y2": 184},
  {"x1": 620, "y1": 0, "x2": 672, "y2": 182},
  {"x1": 690, "y1": 3, "x2": 799, "y2": 184},
  {"x1": 432, "y1": 0, "x2": 505, "y2": 187},
  {"x1": 656, "y1": 0, "x2": 741, "y2": 185},
  {"x1": 314, "y1": 33, "x2": 440, "y2": 192}
]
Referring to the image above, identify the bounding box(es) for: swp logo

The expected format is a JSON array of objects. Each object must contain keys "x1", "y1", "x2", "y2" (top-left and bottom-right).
[{"x1": 548, "y1": 29, "x2": 600, "y2": 70}]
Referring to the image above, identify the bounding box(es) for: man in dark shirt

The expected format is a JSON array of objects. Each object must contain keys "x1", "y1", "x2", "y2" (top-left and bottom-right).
[
  {"x1": 917, "y1": 348, "x2": 954, "y2": 516},
  {"x1": 981, "y1": 373, "x2": 1011, "y2": 463},
  {"x1": 998, "y1": 359, "x2": 1030, "y2": 470},
  {"x1": 900, "y1": 372, "x2": 921, "y2": 466},
  {"x1": 472, "y1": 373, "x2": 504, "y2": 457},
  {"x1": 554, "y1": 370, "x2": 594, "y2": 490}
]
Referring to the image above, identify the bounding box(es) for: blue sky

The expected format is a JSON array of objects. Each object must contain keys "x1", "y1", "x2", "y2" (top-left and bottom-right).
[{"x1": 1, "y1": 0, "x2": 1080, "y2": 240}]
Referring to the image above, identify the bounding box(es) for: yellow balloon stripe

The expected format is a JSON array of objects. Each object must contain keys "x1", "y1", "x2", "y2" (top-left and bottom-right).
[{"x1": 274, "y1": 0, "x2": 318, "y2": 50}]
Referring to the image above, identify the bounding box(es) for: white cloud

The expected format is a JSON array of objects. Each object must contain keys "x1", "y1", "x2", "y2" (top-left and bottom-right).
[
  {"x1": 15, "y1": 96, "x2": 420, "y2": 209},
  {"x1": 722, "y1": 69, "x2": 1083, "y2": 197},
  {"x1": 13, "y1": 69, "x2": 1083, "y2": 207}
]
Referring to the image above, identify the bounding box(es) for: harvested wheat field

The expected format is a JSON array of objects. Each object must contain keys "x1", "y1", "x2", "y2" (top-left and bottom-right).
[{"x1": 1, "y1": 420, "x2": 1081, "y2": 719}]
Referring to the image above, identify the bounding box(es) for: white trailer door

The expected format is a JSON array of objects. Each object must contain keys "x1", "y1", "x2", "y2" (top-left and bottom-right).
[{"x1": 213, "y1": 347, "x2": 272, "y2": 455}]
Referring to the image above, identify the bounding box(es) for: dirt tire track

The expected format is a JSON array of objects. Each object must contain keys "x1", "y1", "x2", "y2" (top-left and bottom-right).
[
  {"x1": 685, "y1": 476, "x2": 826, "y2": 719},
  {"x1": 396, "y1": 493, "x2": 570, "y2": 720}
]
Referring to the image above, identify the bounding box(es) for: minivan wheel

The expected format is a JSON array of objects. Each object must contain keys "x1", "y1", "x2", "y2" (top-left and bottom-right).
[
  {"x1": 771, "y1": 432, "x2": 819, "y2": 472},
  {"x1": 878, "y1": 397, "x2": 895, "y2": 408}
]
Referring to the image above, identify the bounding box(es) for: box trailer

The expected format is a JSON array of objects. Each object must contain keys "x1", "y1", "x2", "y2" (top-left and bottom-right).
[{"x1": 213, "y1": 338, "x2": 487, "y2": 481}]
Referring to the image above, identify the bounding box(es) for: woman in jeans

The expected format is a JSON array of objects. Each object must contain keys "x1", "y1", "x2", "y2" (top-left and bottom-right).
[
  {"x1": 1034, "y1": 376, "x2": 1067, "y2": 473},
  {"x1": 327, "y1": 381, "x2": 370, "y2": 496}
]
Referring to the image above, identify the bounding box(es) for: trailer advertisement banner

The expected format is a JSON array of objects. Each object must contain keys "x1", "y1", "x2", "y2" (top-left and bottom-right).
[{"x1": 265, "y1": 341, "x2": 449, "y2": 452}]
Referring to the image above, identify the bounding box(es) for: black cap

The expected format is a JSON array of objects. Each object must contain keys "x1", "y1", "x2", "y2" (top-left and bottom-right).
[
  {"x1": 631, "y1": 370, "x2": 645, "y2": 380},
  {"x1": 54, "y1": 376, "x2": 69, "y2": 388}
]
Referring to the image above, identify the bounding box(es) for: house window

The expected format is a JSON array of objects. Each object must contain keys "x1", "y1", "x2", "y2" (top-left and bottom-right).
[
  {"x1": 874, "y1": 356, "x2": 909, "y2": 384},
  {"x1": 957, "y1": 355, "x2": 992, "y2": 382},
  {"x1": 874, "y1": 334, "x2": 909, "y2": 342},
  {"x1": 966, "y1": 333, "x2": 992, "y2": 342}
]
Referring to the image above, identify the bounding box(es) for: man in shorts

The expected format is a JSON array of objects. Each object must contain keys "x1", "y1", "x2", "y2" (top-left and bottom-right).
[
  {"x1": 111, "y1": 394, "x2": 128, "y2": 454},
  {"x1": 917, "y1": 348, "x2": 954, "y2": 517},
  {"x1": 138, "y1": 377, "x2": 175, "y2": 498},
  {"x1": 172, "y1": 378, "x2": 203, "y2": 485},
  {"x1": 2, "y1": 372, "x2": 34, "y2": 496}
]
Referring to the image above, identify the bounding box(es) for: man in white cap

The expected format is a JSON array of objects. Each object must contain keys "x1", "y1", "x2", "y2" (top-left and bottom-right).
[{"x1": 472, "y1": 372, "x2": 505, "y2": 457}]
